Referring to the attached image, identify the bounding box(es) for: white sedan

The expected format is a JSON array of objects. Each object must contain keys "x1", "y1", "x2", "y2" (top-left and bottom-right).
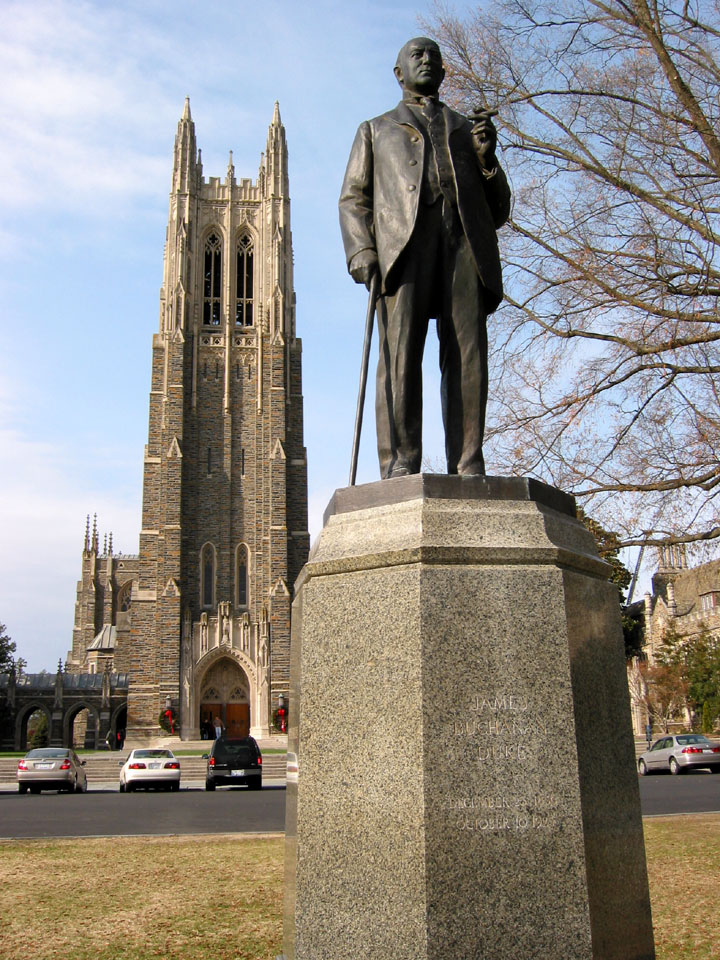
[{"x1": 119, "y1": 749, "x2": 181, "y2": 792}]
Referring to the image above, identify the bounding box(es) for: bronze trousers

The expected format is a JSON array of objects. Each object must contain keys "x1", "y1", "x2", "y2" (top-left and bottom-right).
[{"x1": 376, "y1": 199, "x2": 488, "y2": 478}]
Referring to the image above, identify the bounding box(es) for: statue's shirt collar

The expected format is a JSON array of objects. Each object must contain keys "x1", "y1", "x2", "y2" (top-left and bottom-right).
[{"x1": 402, "y1": 92, "x2": 442, "y2": 108}]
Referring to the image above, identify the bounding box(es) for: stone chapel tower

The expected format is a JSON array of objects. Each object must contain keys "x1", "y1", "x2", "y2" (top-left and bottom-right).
[{"x1": 110, "y1": 99, "x2": 309, "y2": 739}]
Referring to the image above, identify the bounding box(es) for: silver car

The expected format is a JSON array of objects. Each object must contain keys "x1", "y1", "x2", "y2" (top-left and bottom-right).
[
  {"x1": 17, "y1": 748, "x2": 88, "y2": 793},
  {"x1": 638, "y1": 733, "x2": 720, "y2": 775}
]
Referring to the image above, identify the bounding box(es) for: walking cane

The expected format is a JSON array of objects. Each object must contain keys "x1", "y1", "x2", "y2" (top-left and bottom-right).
[{"x1": 349, "y1": 272, "x2": 380, "y2": 486}]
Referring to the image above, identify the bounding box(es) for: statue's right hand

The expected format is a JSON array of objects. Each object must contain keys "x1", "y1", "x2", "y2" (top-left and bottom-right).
[{"x1": 349, "y1": 250, "x2": 379, "y2": 289}]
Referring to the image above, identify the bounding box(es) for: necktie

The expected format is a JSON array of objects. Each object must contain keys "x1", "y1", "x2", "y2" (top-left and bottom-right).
[{"x1": 421, "y1": 97, "x2": 438, "y2": 121}]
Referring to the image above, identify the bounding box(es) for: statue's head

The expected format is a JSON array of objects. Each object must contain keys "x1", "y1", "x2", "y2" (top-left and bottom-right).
[{"x1": 394, "y1": 37, "x2": 445, "y2": 97}]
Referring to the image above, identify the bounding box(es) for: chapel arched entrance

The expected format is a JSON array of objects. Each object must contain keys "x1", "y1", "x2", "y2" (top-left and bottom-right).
[{"x1": 199, "y1": 657, "x2": 251, "y2": 738}]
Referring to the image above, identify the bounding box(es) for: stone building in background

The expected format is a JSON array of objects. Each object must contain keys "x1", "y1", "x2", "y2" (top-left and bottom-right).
[
  {"x1": 627, "y1": 545, "x2": 720, "y2": 734},
  {"x1": 66, "y1": 100, "x2": 309, "y2": 741}
]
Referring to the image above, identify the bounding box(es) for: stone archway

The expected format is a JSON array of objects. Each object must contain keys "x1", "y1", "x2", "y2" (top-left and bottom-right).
[
  {"x1": 63, "y1": 702, "x2": 100, "y2": 750},
  {"x1": 198, "y1": 657, "x2": 251, "y2": 738},
  {"x1": 110, "y1": 705, "x2": 128, "y2": 750},
  {"x1": 15, "y1": 702, "x2": 52, "y2": 751}
]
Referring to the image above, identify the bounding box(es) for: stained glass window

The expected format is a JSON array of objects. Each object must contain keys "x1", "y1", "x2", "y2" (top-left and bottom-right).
[
  {"x1": 236, "y1": 235, "x2": 254, "y2": 326},
  {"x1": 203, "y1": 234, "x2": 222, "y2": 325},
  {"x1": 201, "y1": 544, "x2": 215, "y2": 608},
  {"x1": 236, "y1": 544, "x2": 249, "y2": 608}
]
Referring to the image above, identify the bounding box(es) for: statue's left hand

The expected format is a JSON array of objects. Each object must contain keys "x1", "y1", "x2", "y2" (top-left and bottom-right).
[{"x1": 470, "y1": 109, "x2": 498, "y2": 171}]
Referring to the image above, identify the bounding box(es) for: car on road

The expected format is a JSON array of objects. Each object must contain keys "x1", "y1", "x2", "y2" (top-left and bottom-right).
[
  {"x1": 638, "y1": 733, "x2": 720, "y2": 775},
  {"x1": 203, "y1": 737, "x2": 262, "y2": 790},
  {"x1": 119, "y1": 749, "x2": 181, "y2": 792},
  {"x1": 17, "y1": 748, "x2": 88, "y2": 794}
]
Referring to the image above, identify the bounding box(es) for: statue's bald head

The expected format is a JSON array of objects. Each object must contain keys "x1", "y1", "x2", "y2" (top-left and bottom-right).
[{"x1": 394, "y1": 37, "x2": 445, "y2": 96}]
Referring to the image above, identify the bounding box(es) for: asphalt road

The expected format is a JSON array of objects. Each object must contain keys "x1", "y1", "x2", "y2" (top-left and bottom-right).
[
  {"x1": 639, "y1": 768, "x2": 720, "y2": 816},
  {"x1": 0, "y1": 785, "x2": 287, "y2": 838},
  {"x1": 1, "y1": 774, "x2": 718, "y2": 839}
]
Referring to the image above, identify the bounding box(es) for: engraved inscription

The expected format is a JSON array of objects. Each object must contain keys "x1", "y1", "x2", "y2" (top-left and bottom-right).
[
  {"x1": 471, "y1": 694, "x2": 528, "y2": 713},
  {"x1": 454, "y1": 717, "x2": 548, "y2": 737},
  {"x1": 452, "y1": 691, "x2": 545, "y2": 759},
  {"x1": 476, "y1": 742, "x2": 528, "y2": 761},
  {"x1": 446, "y1": 691, "x2": 561, "y2": 832},
  {"x1": 443, "y1": 793, "x2": 569, "y2": 831}
]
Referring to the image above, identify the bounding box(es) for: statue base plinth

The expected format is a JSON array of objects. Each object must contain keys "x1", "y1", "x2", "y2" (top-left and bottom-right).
[{"x1": 282, "y1": 475, "x2": 655, "y2": 960}]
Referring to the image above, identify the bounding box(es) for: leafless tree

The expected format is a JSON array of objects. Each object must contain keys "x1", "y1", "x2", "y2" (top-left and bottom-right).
[
  {"x1": 638, "y1": 660, "x2": 689, "y2": 730},
  {"x1": 426, "y1": 0, "x2": 720, "y2": 550}
]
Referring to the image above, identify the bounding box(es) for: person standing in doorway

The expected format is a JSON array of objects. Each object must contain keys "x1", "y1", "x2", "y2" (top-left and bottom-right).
[{"x1": 213, "y1": 714, "x2": 225, "y2": 740}]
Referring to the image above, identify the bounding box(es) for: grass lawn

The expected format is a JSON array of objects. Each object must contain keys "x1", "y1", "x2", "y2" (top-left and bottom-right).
[
  {"x1": 0, "y1": 817, "x2": 716, "y2": 959},
  {"x1": 645, "y1": 815, "x2": 720, "y2": 960},
  {"x1": 0, "y1": 834, "x2": 284, "y2": 960}
]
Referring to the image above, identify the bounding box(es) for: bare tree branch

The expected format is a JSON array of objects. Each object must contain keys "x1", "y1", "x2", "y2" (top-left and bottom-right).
[{"x1": 426, "y1": 0, "x2": 720, "y2": 551}]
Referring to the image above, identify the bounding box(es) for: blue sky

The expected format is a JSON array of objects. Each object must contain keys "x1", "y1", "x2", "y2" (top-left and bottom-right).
[{"x1": 1, "y1": 0, "x2": 484, "y2": 670}]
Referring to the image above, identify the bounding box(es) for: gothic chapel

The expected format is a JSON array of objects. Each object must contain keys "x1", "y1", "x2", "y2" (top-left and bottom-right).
[{"x1": 66, "y1": 100, "x2": 309, "y2": 740}]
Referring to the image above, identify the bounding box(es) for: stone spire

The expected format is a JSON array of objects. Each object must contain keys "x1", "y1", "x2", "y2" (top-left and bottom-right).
[
  {"x1": 265, "y1": 100, "x2": 289, "y2": 198},
  {"x1": 172, "y1": 96, "x2": 198, "y2": 195},
  {"x1": 162, "y1": 98, "x2": 198, "y2": 336},
  {"x1": 54, "y1": 659, "x2": 64, "y2": 708}
]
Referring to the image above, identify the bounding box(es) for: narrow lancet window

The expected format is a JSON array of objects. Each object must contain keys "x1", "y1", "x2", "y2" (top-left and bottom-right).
[
  {"x1": 203, "y1": 233, "x2": 222, "y2": 325},
  {"x1": 201, "y1": 544, "x2": 216, "y2": 608},
  {"x1": 236, "y1": 545, "x2": 249, "y2": 608},
  {"x1": 236, "y1": 235, "x2": 254, "y2": 326}
]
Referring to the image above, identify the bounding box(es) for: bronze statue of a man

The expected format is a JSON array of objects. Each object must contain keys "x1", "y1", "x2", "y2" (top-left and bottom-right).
[{"x1": 339, "y1": 37, "x2": 511, "y2": 478}]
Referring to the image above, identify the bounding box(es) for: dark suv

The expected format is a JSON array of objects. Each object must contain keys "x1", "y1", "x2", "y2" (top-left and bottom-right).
[{"x1": 203, "y1": 737, "x2": 262, "y2": 790}]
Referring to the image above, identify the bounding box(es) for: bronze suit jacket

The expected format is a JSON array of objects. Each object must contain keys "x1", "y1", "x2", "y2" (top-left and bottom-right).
[{"x1": 339, "y1": 100, "x2": 511, "y2": 312}]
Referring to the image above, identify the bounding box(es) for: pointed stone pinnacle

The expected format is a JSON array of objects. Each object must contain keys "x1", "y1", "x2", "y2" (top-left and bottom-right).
[
  {"x1": 272, "y1": 101, "x2": 281, "y2": 125},
  {"x1": 182, "y1": 96, "x2": 191, "y2": 121}
]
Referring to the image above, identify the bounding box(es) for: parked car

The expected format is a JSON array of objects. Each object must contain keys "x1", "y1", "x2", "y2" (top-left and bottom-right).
[
  {"x1": 638, "y1": 734, "x2": 720, "y2": 775},
  {"x1": 17, "y1": 748, "x2": 88, "y2": 794},
  {"x1": 119, "y1": 749, "x2": 181, "y2": 792},
  {"x1": 203, "y1": 737, "x2": 262, "y2": 790}
]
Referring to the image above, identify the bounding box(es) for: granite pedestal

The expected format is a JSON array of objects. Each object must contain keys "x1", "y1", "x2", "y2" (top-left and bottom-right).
[{"x1": 282, "y1": 475, "x2": 655, "y2": 960}]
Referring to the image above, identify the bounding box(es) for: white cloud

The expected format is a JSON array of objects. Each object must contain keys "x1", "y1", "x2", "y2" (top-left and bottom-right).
[
  {"x1": 0, "y1": 380, "x2": 140, "y2": 671},
  {"x1": 0, "y1": 0, "x2": 177, "y2": 214}
]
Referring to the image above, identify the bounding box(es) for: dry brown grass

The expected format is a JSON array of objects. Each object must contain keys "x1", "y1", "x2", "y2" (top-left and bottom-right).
[
  {"x1": 0, "y1": 819, "x2": 716, "y2": 959},
  {"x1": 644, "y1": 815, "x2": 720, "y2": 960},
  {"x1": 0, "y1": 834, "x2": 283, "y2": 960}
]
